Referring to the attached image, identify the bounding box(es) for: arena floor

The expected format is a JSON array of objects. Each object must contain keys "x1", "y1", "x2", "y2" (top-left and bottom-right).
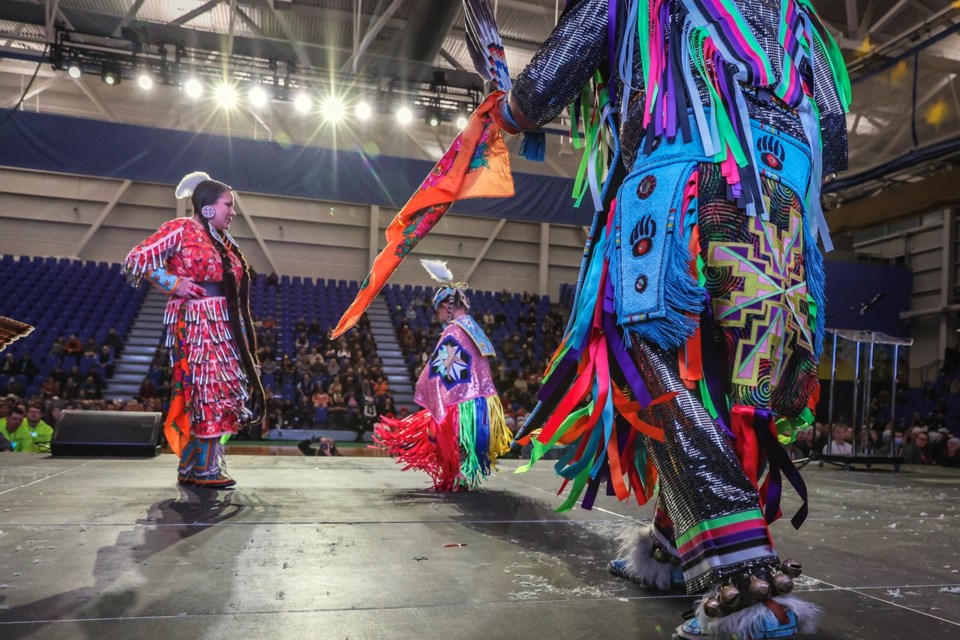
[{"x1": 1, "y1": 455, "x2": 958, "y2": 639}]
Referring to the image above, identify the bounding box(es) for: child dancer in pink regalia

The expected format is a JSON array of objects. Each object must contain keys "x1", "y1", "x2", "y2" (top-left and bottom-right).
[{"x1": 375, "y1": 259, "x2": 511, "y2": 490}]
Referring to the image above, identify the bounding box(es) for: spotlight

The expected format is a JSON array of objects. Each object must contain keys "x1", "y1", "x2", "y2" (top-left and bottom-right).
[
  {"x1": 321, "y1": 95, "x2": 346, "y2": 122},
  {"x1": 137, "y1": 71, "x2": 153, "y2": 90},
  {"x1": 100, "y1": 63, "x2": 122, "y2": 86},
  {"x1": 425, "y1": 105, "x2": 442, "y2": 127},
  {"x1": 354, "y1": 101, "x2": 372, "y2": 121},
  {"x1": 184, "y1": 77, "x2": 203, "y2": 99},
  {"x1": 67, "y1": 62, "x2": 82, "y2": 79},
  {"x1": 293, "y1": 92, "x2": 312, "y2": 113},
  {"x1": 214, "y1": 82, "x2": 238, "y2": 109},
  {"x1": 396, "y1": 105, "x2": 412, "y2": 125},
  {"x1": 456, "y1": 114, "x2": 469, "y2": 129},
  {"x1": 249, "y1": 85, "x2": 268, "y2": 109}
]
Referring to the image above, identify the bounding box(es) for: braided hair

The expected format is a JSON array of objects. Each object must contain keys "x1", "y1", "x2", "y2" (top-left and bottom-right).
[{"x1": 191, "y1": 180, "x2": 265, "y2": 432}]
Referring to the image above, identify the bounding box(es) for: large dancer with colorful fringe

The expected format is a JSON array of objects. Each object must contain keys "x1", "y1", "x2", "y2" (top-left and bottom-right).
[
  {"x1": 495, "y1": 1, "x2": 850, "y2": 638},
  {"x1": 374, "y1": 260, "x2": 511, "y2": 491},
  {"x1": 123, "y1": 172, "x2": 264, "y2": 489}
]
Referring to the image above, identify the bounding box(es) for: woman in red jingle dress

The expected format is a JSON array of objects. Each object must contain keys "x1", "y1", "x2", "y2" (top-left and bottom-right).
[{"x1": 123, "y1": 171, "x2": 263, "y2": 488}]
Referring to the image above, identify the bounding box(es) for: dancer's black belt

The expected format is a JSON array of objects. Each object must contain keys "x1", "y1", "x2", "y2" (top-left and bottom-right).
[{"x1": 197, "y1": 281, "x2": 225, "y2": 297}]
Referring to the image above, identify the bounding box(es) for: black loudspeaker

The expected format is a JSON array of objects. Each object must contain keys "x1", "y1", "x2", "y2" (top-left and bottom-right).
[{"x1": 51, "y1": 410, "x2": 162, "y2": 457}]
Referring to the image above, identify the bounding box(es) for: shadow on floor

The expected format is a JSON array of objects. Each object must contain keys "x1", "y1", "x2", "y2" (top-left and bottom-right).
[{"x1": 0, "y1": 487, "x2": 250, "y2": 639}]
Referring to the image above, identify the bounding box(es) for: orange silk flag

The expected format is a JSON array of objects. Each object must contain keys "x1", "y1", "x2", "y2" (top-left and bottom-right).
[{"x1": 332, "y1": 91, "x2": 515, "y2": 338}]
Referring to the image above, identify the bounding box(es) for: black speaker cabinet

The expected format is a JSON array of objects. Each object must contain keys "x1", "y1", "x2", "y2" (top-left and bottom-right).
[{"x1": 51, "y1": 410, "x2": 162, "y2": 457}]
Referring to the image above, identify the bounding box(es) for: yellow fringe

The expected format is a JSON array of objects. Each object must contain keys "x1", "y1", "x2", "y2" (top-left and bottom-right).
[{"x1": 486, "y1": 395, "x2": 513, "y2": 468}]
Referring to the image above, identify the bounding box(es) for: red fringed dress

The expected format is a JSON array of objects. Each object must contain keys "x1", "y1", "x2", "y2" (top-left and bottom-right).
[{"x1": 123, "y1": 218, "x2": 252, "y2": 455}]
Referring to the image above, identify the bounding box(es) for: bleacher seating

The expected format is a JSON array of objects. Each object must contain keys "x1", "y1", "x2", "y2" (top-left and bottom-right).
[
  {"x1": 382, "y1": 284, "x2": 552, "y2": 375},
  {"x1": 0, "y1": 255, "x2": 146, "y2": 397},
  {"x1": 249, "y1": 273, "x2": 360, "y2": 357}
]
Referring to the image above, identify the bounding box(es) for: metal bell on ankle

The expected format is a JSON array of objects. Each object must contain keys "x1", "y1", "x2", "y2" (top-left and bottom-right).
[
  {"x1": 748, "y1": 574, "x2": 772, "y2": 600},
  {"x1": 781, "y1": 558, "x2": 803, "y2": 578},
  {"x1": 702, "y1": 596, "x2": 724, "y2": 618},
  {"x1": 718, "y1": 584, "x2": 740, "y2": 609},
  {"x1": 771, "y1": 570, "x2": 795, "y2": 594},
  {"x1": 652, "y1": 546, "x2": 670, "y2": 564}
]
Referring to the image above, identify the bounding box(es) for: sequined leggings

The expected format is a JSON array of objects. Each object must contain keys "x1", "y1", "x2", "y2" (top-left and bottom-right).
[{"x1": 631, "y1": 341, "x2": 778, "y2": 594}]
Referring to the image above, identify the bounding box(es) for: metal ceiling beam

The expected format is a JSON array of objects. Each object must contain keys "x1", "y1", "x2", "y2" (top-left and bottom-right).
[
  {"x1": 0, "y1": 59, "x2": 58, "y2": 79},
  {"x1": 854, "y1": 0, "x2": 876, "y2": 39},
  {"x1": 227, "y1": 0, "x2": 237, "y2": 56},
  {"x1": 234, "y1": 192, "x2": 279, "y2": 274},
  {"x1": 352, "y1": 0, "x2": 361, "y2": 60},
  {"x1": 913, "y1": 1, "x2": 936, "y2": 18},
  {"x1": 45, "y1": 0, "x2": 61, "y2": 41},
  {"x1": 874, "y1": 2, "x2": 960, "y2": 49},
  {"x1": 1, "y1": 23, "x2": 26, "y2": 48},
  {"x1": 393, "y1": 1, "x2": 463, "y2": 81},
  {"x1": 71, "y1": 78, "x2": 118, "y2": 122},
  {"x1": 464, "y1": 218, "x2": 507, "y2": 282},
  {"x1": 867, "y1": 0, "x2": 911, "y2": 38},
  {"x1": 171, "y1": 0, "x2": 223, "y2": 27},
  {"x1": 71, "y1": 179, "x2": 132, "y2": 259},
  {"x1": 844, "y1": 0, "x2": 858, "y2": 36},
  {"x1": 439, "y1": 48, "x2": 465, "y2": 71},
  {"x1": 111, "y1": 0, "x2": 148, "y2": 38},
  {"x1": 342, "y1": 0, "x2": 405, "y2": 74},
  {"x1": 870, "y1": 73, "x2": 956, "y2": 159},
  {"x1": 253, "y1": 1, "x2": 404, "y2": 32},
  {"x1": 495, "y1": 0, "x2": 555, "y2": 17},
  {"x1": 235, "y1": 6, "x2": 266, "y2": 38},
  {"x1": 449, "y1": 26, "x2": 542, "y2": 54},
  {"x1": 0, "y1": 75, "x2": 58, "y2": 109},
  {"x1": 400, "y1": 128, "x2": 441, "y2": 161},
  {"x1": 258, "y1": 0, "x2": 311, "y2": 68}
]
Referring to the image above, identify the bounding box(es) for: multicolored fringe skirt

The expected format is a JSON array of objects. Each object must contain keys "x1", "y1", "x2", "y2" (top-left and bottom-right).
[
  {"x1": 375, "y1": 395, "x2": 512, "y2": 491},
  {"x1": 518, "y1": 119, "x2": 820, "y2": 593},
  {"x1": 164, "y1": 296, "x2": 252, "y2": 457}
]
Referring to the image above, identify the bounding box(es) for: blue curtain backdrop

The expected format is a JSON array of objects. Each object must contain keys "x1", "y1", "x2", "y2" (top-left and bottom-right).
[{"x1": 0, "y1": 109, "x2": 589, "y2": 225}]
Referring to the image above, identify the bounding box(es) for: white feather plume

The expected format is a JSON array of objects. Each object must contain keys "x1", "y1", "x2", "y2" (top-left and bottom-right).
[
  {"x1": 420, "y1": 258, "x2": 454, "y2": 284},
  {"x1": 174, "y1": 171, "x2": 212, "y2": 199}
]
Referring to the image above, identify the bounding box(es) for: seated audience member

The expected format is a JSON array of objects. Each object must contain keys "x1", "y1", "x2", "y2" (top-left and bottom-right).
[
  {"x1": 83, "y1": 337, "x2": 98, "y2": 357},
  {"x1": 1, "y1": 354, "x2": 17, "y2": 377},
  {"x1": 295, "y1": 316, "x2": 308, "y2": 334},
  {"x1": 64, "y1": 334, "x2": 83, "y2": 356},
  {"x1": 81, "y1": 376, "x2": 102, "y2": 400},
  {"x1": 827, "y1": 425, "x2": 852, "y2": 455},
  {"x1": 296, "y1": 373, "x2": 317, "y2": 402},
  {"x1": 0, "y1": 405, "x2": 51, "y2": 453},
  {"x1": 5, "y1": 376, "x2": 24, "y2": 397},
  {"x1": 328, "y1": 392, "x2": 347, "y2": 426},
  {"x1": 792, "y1": 428, "x2": 814, "y2": 459},
  {"x1": 39, "y1": 376, "x2": 61, "y2": 399},
  {"x1": 104, "y1": 327, "x2": 123, "y2": 353},
  {"x1": 22, "y1": 405, "x2": 54, "y2": 453},
  {"x1": 48, "y1": 336, "x2": 67, "y2": 361},
  {"x1": 99, "y1": 345, "x2": 116, "y2": 377},
  {"x1": 297, "y1": 396, "x2": 314, "y2": 427},
  {"x1": 18, "y1": 354, "x2": 39, "y2": 385},
  {"x1": 936, "y1": 437, "x2": 960, "y2": 468},
  {"x1": 902, "y1": 429, "x2": 933, "y2": 465}
]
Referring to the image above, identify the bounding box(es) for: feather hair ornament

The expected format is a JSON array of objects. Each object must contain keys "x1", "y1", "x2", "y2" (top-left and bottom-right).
[
  {"x1": 174, "y1": 171, "x2": 212, "y2": 199},
  {"x1": 420, "y1": 258, "x2": 455, "y2": 284}
]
